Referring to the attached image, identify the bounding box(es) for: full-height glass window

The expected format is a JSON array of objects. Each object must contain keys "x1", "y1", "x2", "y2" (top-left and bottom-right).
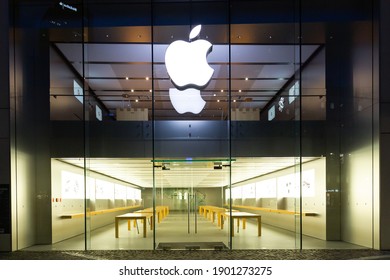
[
  {"x1": 229, "y1": 0, "x2": 303, "y2": 249},
  {"x1": 152, "y1": 0, "x2": 231, "y2": 249},
  {"x1": 83, "y1": 1, "x2": 153, "y2": 249},
  {"x1": 300, "y1": 0, "x2": 376, "y2": 248}
]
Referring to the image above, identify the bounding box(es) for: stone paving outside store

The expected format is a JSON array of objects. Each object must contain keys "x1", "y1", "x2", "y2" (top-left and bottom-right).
[{"x1": 1, "y1": 249, "x2": 390, "y2": 260}]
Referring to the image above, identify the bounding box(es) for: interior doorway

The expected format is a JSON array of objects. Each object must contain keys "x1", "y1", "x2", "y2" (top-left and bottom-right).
[{"x1": 153, "y1": 159, "x2": 231, "y2": 250}]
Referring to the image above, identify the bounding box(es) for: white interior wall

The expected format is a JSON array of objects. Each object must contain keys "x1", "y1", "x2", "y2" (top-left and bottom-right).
[
  {"x1": 51, "y1": 159, "x2": 142, "y2": 243},
  {"x1": 230, "y1": 158, "x2": 326, "y2": 240}
]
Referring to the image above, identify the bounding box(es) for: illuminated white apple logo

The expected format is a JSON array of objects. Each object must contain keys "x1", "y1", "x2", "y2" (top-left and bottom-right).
[{"x1": 165, "y1": 25, "x2": 214, "y2": 114}]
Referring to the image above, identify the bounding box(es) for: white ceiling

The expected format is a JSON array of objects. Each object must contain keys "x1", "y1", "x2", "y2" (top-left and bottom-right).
[{"x1": 58, "y1": 157, "x2": 319, "y2": 189}]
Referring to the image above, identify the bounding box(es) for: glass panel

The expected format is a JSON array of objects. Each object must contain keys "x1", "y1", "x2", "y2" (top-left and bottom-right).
[
  {"x1": 300, "y1": 0, "x2": 375, "y2": 249},
  {"x1": 152, "y1": 0, "x2": 231, "y2": 249},
  {"x1": 230, "y1": 0, "x2": 301, "y2": 249},
  {"x1": 83, "y1": 0, "x2": 153, "y2": 249},
  {"x1": 299, "y1": 7, "x2": 328, "y2": 248},
  {"x1": 47, "y1": 1, "x2": 85, "y2": 250}
]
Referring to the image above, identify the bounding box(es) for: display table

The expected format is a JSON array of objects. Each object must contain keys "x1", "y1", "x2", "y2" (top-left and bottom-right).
[
  {"x1": 199, "y1": 206, "x2": 225, "y2": 221},
  {"x1": 199, "y1": 206, "x2": 239, "y2": 226},
  {"x1": 221, "y1": 211, "x2": 262, "y2": 237},
  {"x1": 136, "y1": 206, "x2": 169, "y2": 223},
  {"x1": 115, "y1": 213, "x2": 153, "y2": 238}
]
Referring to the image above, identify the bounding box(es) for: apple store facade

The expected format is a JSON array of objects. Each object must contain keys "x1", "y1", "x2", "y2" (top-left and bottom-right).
[{"x1": 1, "y1": 0, "x2": 390, "y2": 252}]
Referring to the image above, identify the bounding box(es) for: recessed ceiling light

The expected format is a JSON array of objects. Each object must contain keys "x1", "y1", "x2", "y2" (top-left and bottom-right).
[
  {"x1": 135, "y1": 99, "x2": 139, "y2": 102},
  {"x1": 217, "y1": 100, "x2": 220, "y2": 102},
  {"x1": 233, "y1": 100, "x2": 236, "y2": 102},
  {"x1": 213, "y1": 93, "x2": 216, "y2": 96},
  {"x1": 245, "y1": 77, "x2": 249, "y2": 81},
  {"x1": 126, "y1": 77, "x2": 129, "y2": 80},
  {"x1": 149, "y1": 89, "x2": 152, "y2": 93},
  {"x1": 221, "y1": 89, "x2": 224, "y2": 93},
  {"x1": 239, "y1": 89, "x2": 242, "y2": 93},
  {"x1": 145, "y1": 77, "x2": 149, "y2": 80},
  {"x1": 131, "y1": 89, "x2": 134, "y2": 92}
]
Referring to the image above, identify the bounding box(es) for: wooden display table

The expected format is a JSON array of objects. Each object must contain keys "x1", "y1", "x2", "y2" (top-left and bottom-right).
[
  {"x1": 199, "y1": 206, "x2": 239, "y2": 226},
  {"x1": 115, "y1": 213, "x2": 153, "y2": 238},
  {"x1": 199, "y1": 206, "x2": 225, "y2": 221},
  {"x1": 136, "y1": 206, "x2": 169, "y2": 223},
  {"x1": 221, "y1": 211, "x2": 262, "y2": 237}
]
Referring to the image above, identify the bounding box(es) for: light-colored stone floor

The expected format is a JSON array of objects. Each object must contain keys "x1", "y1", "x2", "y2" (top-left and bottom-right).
[{"x1": 21, "y1": 212, "x2": 367, "y2": 251}]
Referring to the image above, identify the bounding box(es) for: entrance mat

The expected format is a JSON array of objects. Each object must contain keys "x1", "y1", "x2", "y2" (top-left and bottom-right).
[{"x1": 157, "y1": 242, "x2": 228, "y2": 250}]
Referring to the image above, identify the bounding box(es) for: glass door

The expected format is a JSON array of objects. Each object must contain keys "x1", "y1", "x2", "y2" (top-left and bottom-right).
[{"x1": 153, "y1": 159, "x2": 231, "y2": 250}]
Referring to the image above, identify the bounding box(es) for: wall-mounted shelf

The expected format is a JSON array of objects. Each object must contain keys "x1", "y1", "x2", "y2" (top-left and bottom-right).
[
  {"x1": 230, "y1": 205, "x2": 318, "y2": 217},
  {"x1": 60, "y1": 205, "x2": 142, "y2": 219}
]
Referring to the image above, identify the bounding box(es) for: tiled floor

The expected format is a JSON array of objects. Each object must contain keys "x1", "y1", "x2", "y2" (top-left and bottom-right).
[{"x1": 23, "y1": 212, "x2": 365, "y2": 251}]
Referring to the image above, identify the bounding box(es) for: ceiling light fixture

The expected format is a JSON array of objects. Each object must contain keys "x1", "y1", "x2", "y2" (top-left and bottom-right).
[
  {"x1": 245, "y1": 77, "x2": 249, "y2": 81},
  {"x1": 145, "y1": 77, "x2": 149, "y2": 80}
]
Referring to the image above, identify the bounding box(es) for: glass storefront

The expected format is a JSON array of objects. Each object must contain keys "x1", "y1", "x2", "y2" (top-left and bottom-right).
[{"x1": 10, "y1": 0, "x2": 376, "y2": 251}]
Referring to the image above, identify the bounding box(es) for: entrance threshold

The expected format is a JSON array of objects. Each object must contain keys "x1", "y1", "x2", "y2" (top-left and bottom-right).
[{"x1": 156, "y1": 242, "x2": 228, "y2": 250}]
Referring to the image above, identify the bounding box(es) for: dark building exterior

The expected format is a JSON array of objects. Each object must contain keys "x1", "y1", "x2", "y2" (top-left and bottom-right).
[{"x1": 0, "y1": 0, "x2": 390, "y2": 252}]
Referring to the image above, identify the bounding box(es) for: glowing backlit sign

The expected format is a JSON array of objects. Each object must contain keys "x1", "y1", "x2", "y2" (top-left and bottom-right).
[
  {"x1": 289, "y1": 81, "x2": 300, "y2": 104},
  {"x1": 59, "y1": 2, "x2": 78, "y2": 12},
  {"x1": 268, "y1": 105, "x2": 276, "y2": 121},
  {"x1": 278, "y1": 97, "x2": 285, "y2": 112},
  {"x1": 73, "y1": 80, "x2": 83, "y2": 104},
  {"x1": 96, "y1": 105, "x2": 102, "y2": 121},
  {"x1": 165, "y1": 25, "x2": 214, "y2": 114}
]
